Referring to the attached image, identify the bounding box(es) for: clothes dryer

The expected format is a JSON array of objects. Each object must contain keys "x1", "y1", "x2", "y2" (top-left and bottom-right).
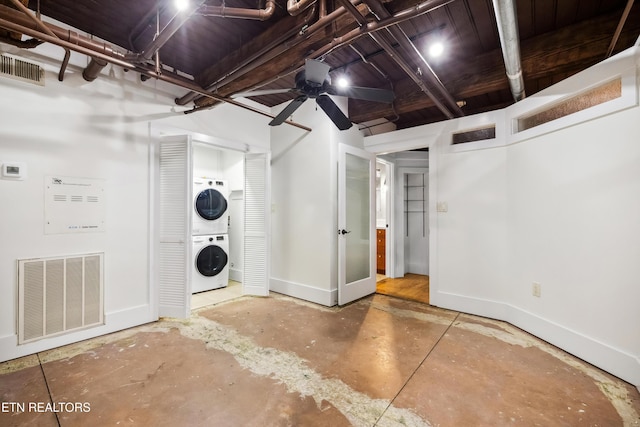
[
  {"x1": 192, "y1": 234, "x2": 229, "y2": 293},
  {"x1": 193, "y1": 178, "x2": 228, "y2": 235}
]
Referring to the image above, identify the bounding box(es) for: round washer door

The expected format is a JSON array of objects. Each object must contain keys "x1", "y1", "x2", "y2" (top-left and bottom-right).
[
  {"x1": 195, "y1": 245, "x2": 228, "y2": 277},
  {"x1": 195, "y1": 188, "x2": 228, "y2": 221}
]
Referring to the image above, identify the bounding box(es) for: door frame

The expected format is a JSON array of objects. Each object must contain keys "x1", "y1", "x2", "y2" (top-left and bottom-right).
[
  {"x1": 368, "y1": 142, "x2": 436, "y2": 305},
  {"x1": 337, "y1": 143, "x2": 376, "y2": 305},
  {"x1": 150, "y1": 124, "x2": 270, "y2": 318},
  {"x1": 398, "y1": 167, "x2": 429, "y2": 277},
  {"x1": 375, "y1": 158, "x2": 395, "y2": 278}
]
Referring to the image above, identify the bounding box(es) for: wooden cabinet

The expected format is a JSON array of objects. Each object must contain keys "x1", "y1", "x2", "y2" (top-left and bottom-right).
[{"x1": 376, "y1": 228, "x2": 386, "y2": 274}]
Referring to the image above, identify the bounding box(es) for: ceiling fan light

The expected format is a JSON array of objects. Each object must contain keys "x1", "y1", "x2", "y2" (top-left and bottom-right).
[{"x1": 337, "y1": 76, "x2": 350, "y2": 88}]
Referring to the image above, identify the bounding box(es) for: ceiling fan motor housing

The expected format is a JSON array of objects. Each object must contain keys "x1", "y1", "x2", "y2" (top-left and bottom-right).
[{"x1": 295, "y1": 70, "x2": 330, "y2": 98}]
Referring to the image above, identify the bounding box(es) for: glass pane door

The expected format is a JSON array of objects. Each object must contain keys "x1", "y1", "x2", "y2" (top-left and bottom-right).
[{"x1": 338, "y1": 144, "x2": 375, "y2": 305}]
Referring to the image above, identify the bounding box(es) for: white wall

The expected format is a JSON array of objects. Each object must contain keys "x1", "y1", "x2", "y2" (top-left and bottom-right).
[
  {"x1": 0, "y1": 30, "x2": 271, "y2": 360},
  {"x1": 0, "y1": 44, "x2": 182, "y2": 360},
  {"x1": 506, "y1": 106, "x2": 640, "y2": 382},
  {"x1": 364, "y1": 47, "x2": 640, "y2": 387},
  {"x1": 269, "y1": 97, "x2": 363, "y2": 305}
]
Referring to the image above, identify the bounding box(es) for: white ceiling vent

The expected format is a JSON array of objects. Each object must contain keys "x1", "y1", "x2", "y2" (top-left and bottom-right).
[{"x1": 0, "y1": 53, "x2": 45, "y2": 86}]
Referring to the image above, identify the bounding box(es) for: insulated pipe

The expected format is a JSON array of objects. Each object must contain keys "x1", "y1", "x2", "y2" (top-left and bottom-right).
[
  {"x1": 492, "y1": 0, "x2": 525, "y2": 101},
  {"x1": 135, "y1": 0, "x2": 206, "y2": 61},
  {"x1": 128, "y1": 2, "x2": 167, "y2": 51},
  {"x1": 198, "y1": 0, "x2": 276, "y2": 20},
  {"x1": 0, "y1": 16, "x2": 312, "y2": 132},
  {"x1": 8, "y1": 0, "x2": 70, "y2": 81},
  {"x1": 319, "y1": 0, "x2": 327, "y2": 18},
  {"x1": 82, "y1": 57, "x2": 108, "y2": 81},
  {"x1": 188, "y1": 0, "x2": 453, "y2": 109},
  {"x1": 191, "y1": 0, "x2": 445, "y2": 112},
  {"x1": 287, "y1": 0, "x2": 318, "y2": 16},
  {"x1": 175, "y1": 6, "x2": 316, "y2": 106},
  {"x1": 0, "y1": 5, "x2": 124, "y2": 59}
]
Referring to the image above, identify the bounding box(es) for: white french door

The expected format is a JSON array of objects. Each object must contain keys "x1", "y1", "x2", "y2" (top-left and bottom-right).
[{"x1": 337, "y1": 144, "x2": 376, "y2": 305}]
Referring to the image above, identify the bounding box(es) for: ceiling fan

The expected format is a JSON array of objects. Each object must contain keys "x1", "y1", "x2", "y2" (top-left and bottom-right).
[{"x1": 232, "y1": 59, "x2": 395, "y2": 130}]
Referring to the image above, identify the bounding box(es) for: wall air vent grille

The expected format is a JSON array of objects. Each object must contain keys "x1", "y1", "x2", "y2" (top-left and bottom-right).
[
  {"x1": 452, "y1": 125, "x2": 496, "y2": 145},
  {"x1": 0, "y1": 53, "x2": 45, "y2": 86},
  {"x1": 18, "y1": 253, "x2": 104, "y2": 344}
]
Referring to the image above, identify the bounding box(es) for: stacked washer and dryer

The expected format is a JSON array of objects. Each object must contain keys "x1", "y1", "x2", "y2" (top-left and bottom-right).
[{"x1": 192, "y1": 178, "x2": 230, "y2": 293}]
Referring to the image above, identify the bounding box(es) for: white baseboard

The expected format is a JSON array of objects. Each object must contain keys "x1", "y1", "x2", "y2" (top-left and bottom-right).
[
  {"x1": 0, "y1": 304, "x2": 155, "y2": 363},
  {"x1": 270, "y1": 277, "x2": 337, "y2": 307},
  {"x1": 433, "y1": 291, "x2": 640, "y2": 388},
  {"x1": 229, "y1": 268, "x2": 242, "y2": 283}
]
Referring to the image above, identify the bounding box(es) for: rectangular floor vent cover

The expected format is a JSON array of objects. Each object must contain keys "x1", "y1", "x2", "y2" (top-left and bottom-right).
[
  {"x1": 0, "y1": 53, "x2": 45, "y2": 86},
  {"x1": 18, "y1": 253, "x2": 104, "y2": 344}
]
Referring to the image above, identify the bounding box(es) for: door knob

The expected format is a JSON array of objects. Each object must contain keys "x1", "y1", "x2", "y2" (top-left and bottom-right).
[{"x1": 339, "y1": 229, "x2": 351, "y2": 235}]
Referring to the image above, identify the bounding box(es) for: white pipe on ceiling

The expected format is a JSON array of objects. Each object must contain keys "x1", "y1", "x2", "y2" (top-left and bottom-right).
[{"x1": 492, "y1": 0, "x2": 525, "y2": 101}]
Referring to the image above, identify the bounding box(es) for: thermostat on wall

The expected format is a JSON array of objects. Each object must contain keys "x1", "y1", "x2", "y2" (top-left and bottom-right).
[{"x1": 1, "y1": 162, "x2": 26, "y2": 180}]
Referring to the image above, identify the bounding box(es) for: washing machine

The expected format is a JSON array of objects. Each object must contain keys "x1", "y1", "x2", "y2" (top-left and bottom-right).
[
  {"x1": 192, "y1": 234, "x2": 229, "y2": 293},
  {"x1": 193, "y1": 178, "x2": 228, "y2": 235}
]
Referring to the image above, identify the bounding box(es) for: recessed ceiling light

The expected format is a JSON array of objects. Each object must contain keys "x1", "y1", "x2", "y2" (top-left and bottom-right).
[
  {"x1": 429, "y1": 41, "x2": 444, "y2": 58},
  {"x1": 175, "y1": 0, "x2": 190, "y2": 11}
]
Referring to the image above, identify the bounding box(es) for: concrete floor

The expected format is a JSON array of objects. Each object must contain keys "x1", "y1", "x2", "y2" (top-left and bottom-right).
[{"x1": 1, "y1": 293, "x2": 639, "y2": 426}]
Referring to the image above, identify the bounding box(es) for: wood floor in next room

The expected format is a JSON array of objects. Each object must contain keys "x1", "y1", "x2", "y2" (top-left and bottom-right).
[
  {"x1": 1, "y1": 293, "x2": 638, "y2": 426},
  {"x1": 376, "y1": 273, "x2": 430, "y2": 304}
]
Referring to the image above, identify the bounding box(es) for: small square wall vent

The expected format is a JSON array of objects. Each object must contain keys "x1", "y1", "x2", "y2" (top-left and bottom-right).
[{"x1": 0, "y1": 53, "x2": 45, "y2": 86}]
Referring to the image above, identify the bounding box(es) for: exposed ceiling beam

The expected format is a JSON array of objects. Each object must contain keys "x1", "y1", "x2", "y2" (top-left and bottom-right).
[
  {"x1": 349, "y1": 5, "x2": 640, "y2": 123},
  {"x1": 191, "y1": 0, "x2": 454, "y2": 109}
]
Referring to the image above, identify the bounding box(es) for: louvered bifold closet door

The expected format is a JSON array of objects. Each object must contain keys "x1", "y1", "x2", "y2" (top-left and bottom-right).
[
  {"x1": 243, "y1": 153, "x2": 270, "y2": 296},
  {"x1": 158, "y1": 135, "x2": 192, "y2": 318}
]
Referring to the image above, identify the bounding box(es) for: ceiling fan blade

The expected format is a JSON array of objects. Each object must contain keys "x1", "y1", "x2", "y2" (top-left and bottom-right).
[
  {"x1": 328, "y1": 85, "x2": 395, "y2": 103},
  {"x1": 269, "y1": 95, "x2": 308, "y2": 126},
  {"x1": 316, "y1": 95, "x2": 352, "y2": 130},
  {"x1": 305, "y1": 59, "x2": 330, "y2": 85},
  {"x1": 231, "y1": 88, "x2": 296, "y2": 98}
]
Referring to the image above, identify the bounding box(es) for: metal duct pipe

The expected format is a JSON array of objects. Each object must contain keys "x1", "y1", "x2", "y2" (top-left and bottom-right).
[
  {"x1": 83, "y1": 57, "x2": 108, "y2": 81},
  {"x1": 492, "y1": 0, "x2": 525, "y2": 101},
  {"x1": 287, "y1": 0, "x2": 317, "y2": 16},
  {"x1": 0, "y1": 15, "x2": 312, "y2": 132},
  {"x1": 198, "y1": 0, "x2": 276, "y2": 20}
]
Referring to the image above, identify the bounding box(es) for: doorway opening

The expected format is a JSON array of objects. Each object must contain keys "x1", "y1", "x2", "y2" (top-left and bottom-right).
[{"x1": 374, "y1": 150, "x2": 430, "y2": 304}]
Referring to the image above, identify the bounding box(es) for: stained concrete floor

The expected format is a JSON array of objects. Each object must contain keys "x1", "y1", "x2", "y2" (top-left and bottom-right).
[{"x1": 1, "y1": 293, "x2": 639, "y2": 426}]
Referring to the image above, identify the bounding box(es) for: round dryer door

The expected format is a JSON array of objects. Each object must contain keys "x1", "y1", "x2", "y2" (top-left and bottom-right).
[
  {"x1": 195, "y1": 188, "x2": 228, "y2": 221},
  {"x1": 195, "y1": 245, "x2": 228, "y2": 277}
]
